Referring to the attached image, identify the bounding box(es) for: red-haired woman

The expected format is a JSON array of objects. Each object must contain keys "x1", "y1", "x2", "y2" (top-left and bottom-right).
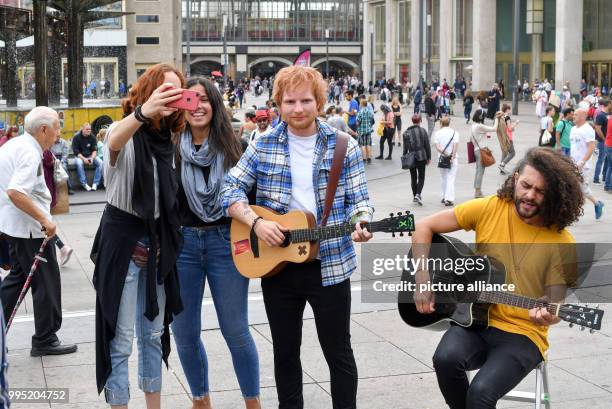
[
  {"x1": 91, "y1": 63, "x2": 185, "y2": 409},
  {"x1": 0, "y1": 126, "x2": 18, "y2": 148}
]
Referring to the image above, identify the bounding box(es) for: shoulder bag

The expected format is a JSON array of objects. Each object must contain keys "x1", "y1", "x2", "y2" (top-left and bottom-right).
[
  {"x1": 437, "y1": 131, "x2": 455, "y2": 169},
  {"x1": 471, "y1": 133, "x2": 496, "y2": 167},
  {"x1": 320, "y1": 131, "x2": 349, "y2": 226}
]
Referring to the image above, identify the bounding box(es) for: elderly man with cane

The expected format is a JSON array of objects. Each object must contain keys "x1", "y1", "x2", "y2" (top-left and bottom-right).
[{"x1": 0, "y1": 106, "x2": 77, "y2": 356}]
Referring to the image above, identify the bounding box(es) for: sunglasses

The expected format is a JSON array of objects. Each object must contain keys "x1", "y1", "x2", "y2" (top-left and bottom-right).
[{"x1": 256, "y1": 119, "x2": 269, "y2": 123}]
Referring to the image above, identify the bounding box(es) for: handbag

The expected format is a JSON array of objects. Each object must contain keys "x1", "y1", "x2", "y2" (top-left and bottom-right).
[
  {"x1": 471, "y1": 134, "x2": 496, "y2": 167},
  {"x1": 376, "y1": 122, "x2": 385, "y2": 136},
  {"x1": 53, "y1": 158, "x2": 69, "y2": 185},
  {"x1": 541, "y1": 129, "x2": 553, "y2": 145},
  {"x1": 467, "y1": 141, "x2": 476, "y2": 163},
  {"x1": 401, "y1": 151, "x2": 417, "y2": 170},
  {"x1": 437, "y1": 132, "x2": 455, "y2": 169}
]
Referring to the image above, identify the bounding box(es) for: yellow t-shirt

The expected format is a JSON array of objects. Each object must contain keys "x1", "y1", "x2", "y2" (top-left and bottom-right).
[{"x1": 454, "y1": 195, "x2": 576, "y2": 358}]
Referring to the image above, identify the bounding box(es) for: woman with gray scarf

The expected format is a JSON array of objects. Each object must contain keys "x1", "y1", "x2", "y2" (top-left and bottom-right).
[{"x1": 172, "y1": 77, "x2": 260, "y2": 409}]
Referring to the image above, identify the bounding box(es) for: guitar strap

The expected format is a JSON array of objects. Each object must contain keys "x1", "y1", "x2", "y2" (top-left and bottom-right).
[{"x1": 321, "y1": 131, "x2": 349, "y2": 227}]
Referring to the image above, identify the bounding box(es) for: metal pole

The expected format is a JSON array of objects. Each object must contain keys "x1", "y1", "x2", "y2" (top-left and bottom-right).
[
  {"x1": 417, "y1": 0, "x2": 423, "y2": 94},
  {"x1": 512, "y1": 0, "x2": 520, "y2": 115},
  {"x1": 186, "y1": 0, "x2": 191, "y2": 77},
  {"x1": 34, "y1": 0, "x2": 49, "y2": 106},
  {"x1": 426, "y1": 0, "x2": 431, "y2": 85},
  {"x1": 222, "y1": 13, "x2": 228, "y2": 88},
  {"x1": 370, "y1": 23, "x2": 374, "y2": 85},
  {"x1": 326, "y1": 29, "x2": 329, "y2": 79}
]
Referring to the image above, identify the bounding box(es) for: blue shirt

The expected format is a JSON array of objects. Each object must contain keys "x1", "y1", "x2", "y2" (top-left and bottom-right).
[
  {"x1": 347, "y1": 99, "x2": 360, "y2": 126},
  {"x1": 221, "y1": 120, "x2": 374, "y2": 286}
]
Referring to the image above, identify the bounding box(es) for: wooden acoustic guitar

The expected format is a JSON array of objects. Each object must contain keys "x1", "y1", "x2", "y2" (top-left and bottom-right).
[
  {"x1": 398, "y1": 234, "x2": 605, "y2": 333},
  {"x1": 230, "y1": 206, "x2": 415, "y2": 279}
]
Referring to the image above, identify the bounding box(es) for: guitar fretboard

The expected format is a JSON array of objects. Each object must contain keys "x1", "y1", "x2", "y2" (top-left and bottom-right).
[
  {"x1": 478, "y1": 291, "x2": 559, "y2": 315},
  {"x1": 290, "y1": 221, "x2": 383, "y2": 243}
]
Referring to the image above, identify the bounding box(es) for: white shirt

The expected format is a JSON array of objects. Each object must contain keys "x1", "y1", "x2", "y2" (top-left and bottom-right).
[
  {"x1": 287, "y1": 131, "x2": 318, "y2": 220},
  {"x1": 570, "y1": 122, "x2": 596, "y2": 171},
  {"x1": 540, "y1": 116, "x2": 552, "y2": 131},
  {"x1": 0, "y1": 133, "x2": 52, "y2": 238},
  {"x1": 434, "y1": 127, "x2": 460, "y2": 159}
]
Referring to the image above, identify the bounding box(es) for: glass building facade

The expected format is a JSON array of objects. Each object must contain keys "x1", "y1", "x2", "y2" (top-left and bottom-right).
[{"x1": 182, "y1": 0, "x2": 362, "y2": 43}]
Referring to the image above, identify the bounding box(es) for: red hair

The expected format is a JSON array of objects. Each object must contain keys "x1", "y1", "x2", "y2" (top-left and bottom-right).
[
  {"x1": 121, "y1": 63, "x2": 186, "y2": 133},
  {"x1": 272, "y1": 66, "x2": 327, "y2": 112}
]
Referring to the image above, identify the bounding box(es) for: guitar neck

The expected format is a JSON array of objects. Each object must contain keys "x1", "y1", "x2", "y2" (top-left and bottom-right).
[
  {"x1": 477, "y1": 291, "x2": 559, "y2": 316},
  {"x1": 290, "y1": 221, "x2": 382, "y2": 242}
]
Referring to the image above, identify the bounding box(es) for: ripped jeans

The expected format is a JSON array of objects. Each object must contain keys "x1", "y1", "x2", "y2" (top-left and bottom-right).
[{"x1": 104, "y1": 258, "x2": 166, "y2": 406}]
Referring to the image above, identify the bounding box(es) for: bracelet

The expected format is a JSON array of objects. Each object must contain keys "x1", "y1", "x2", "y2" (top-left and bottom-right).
[
  {"x1": 134, "y1": 105, "x2": 150, "y2": 123},
  {"x1": 251, "y1": 216, "x2": 263, "y2": 231}
]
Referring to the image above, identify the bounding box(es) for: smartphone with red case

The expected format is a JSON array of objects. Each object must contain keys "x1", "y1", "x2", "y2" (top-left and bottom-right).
[{"x1": 166, "y1": 89, "x2": 200, "y2": 111}]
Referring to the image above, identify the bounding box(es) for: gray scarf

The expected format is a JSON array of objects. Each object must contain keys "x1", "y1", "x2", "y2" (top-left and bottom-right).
[{"x1": 179, "y1": 129, "x2": 226, "y2": 223}]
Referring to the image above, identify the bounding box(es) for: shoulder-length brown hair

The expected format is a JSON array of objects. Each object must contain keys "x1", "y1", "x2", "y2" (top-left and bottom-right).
[
  {"x1": 497, "y1": 147, "x2": 584, "y2": 231},
  {"x1": 121, "y1": 63, "x2": 186, "y2": 133}
]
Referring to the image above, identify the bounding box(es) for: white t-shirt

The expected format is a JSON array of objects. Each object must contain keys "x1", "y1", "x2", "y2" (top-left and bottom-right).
[
  {"x1": 540, "y1": 116, "x2": 552, "y2": 131},
  {"x1": 569, "y1": 123, "x2": 596, "y2": 171},
  {"x1": 287, "y1": 131, "x2": 318, "y2": 220},
  {"x1": 0, "y1": 133, "x2": 52, "y2": 238},
  {"x1": 434, "y1": 127, "x2": 460, "y2": 159}
]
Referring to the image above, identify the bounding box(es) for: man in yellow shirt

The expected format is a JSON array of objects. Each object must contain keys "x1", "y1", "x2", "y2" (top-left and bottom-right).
[{"x1": 412, "y1": 147, "x2": 584, "y2": 409}]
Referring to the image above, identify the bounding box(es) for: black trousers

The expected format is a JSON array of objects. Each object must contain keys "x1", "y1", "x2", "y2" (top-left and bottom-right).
[
  {"x1": 1, "y1": 236, "x2": 62, "y2": 347},
  {"x1": 409, "y1": 161, "x2": 427, "y2": 196},
  {"x1": 261, "y1": 261, "x2": 357, "y2": 409},
  {"x1": 433, "y1": 325, "x2": 542, "y2": 409},
  {"x1": 379, "y1": 128, "x2": 394, "y2": 158}
]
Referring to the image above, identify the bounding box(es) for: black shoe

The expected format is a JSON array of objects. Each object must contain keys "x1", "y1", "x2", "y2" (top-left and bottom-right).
[
  {"x1": 375, "y1": 156, "x2": 384, "y2": 160},
  {"x1": 31, "y1": 341, "x2": 78, "y2": 357},
  {"x1": 68, "y1": 189, "x2": 74, "y2": 195},
  {"x1": 444, "y1": 200, "x2": 454, "y2": 207},
  {"x1": 385, "y1": 156, "x2": 392, "y2": 160},
  {"x1": 367, "y1": 158, "x2": 372, "y2": 163}
]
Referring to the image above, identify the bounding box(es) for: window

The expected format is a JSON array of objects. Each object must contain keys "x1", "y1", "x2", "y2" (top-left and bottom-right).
[
  {"x1": 136, "y1": 15, "x2": 160, "y2": 23},
  {"x1": 454, "y1": 0, "x2": 472, "y2": 57},
  {"x1": 397, "y1": 1, "x2": 411, "y2": 60},
  {"x1": 374, "y1": 4, "x2": 385, "y2": 60},
  {"x1": 136, "y1": 37, "x2": 160, "y2": 45}
]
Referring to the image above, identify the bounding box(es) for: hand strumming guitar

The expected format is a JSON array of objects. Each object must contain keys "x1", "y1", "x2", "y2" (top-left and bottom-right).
[{"x1": 254, "y1": 219, "x2": 288, "y2": 247}]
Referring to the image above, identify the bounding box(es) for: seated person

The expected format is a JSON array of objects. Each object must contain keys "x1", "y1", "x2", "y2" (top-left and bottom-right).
[{"x1": 72, "y1": 123, "x2": 103, "y2": 191}]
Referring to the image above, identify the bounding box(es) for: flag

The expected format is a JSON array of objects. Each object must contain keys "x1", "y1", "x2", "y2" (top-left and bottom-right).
[{"x1": 293, "y1": 49, "x2": 311, "y2": 67}]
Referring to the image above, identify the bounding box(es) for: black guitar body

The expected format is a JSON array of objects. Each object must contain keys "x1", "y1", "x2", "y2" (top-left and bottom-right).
[{"x1": 398, "y1": 234, "x2": 507, "y2": 331}]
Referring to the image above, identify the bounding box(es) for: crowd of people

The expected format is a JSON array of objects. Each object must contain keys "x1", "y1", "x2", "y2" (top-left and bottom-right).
[{"x1": 0, "y1": 63, "x2": 608, "y2": 409}]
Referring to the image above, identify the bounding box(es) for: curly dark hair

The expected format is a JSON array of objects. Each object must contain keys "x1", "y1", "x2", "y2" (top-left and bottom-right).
[{"x1": 497, "y1": 147, "x2": 584, "y2": 231}]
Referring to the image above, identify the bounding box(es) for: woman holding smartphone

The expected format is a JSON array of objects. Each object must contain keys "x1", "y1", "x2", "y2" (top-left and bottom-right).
[
  {"x1": 171, "y1": 77, "x2": 260, "y2": 409},
  {"x1": 92, "y1": 63, "x2": 185, "y2": 409}
]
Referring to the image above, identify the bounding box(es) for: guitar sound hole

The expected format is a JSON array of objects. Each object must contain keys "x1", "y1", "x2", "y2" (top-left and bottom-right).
[{"x1": 281, "y1": 232, "x2": 291, "y2": 248}]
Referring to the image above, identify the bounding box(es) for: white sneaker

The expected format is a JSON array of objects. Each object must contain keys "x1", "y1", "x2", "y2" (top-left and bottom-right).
[
  {"x1": 82, "y1": 184, "x2": 91, "y2": 191},
  {"x1": 59, "y1": 246, "x2": 73, "y2": 266},
  {"x1": 91, "y1": 183, "x2": 98, "y2": 191}
]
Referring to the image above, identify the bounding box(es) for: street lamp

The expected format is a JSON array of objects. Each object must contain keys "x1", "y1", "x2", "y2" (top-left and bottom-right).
[
  {"x1": 185, "y1": 0, "x2": 191, "y2": 77},
  {"x1": 512, "y1": 0, "x2": 520, "y2": 115},
  {"x1": 222, "y1": 13, "x2": 228, "y2": 88},
  {"x1": 369, "y1": 21, "x2": 374, "y2": 84},
  {"x1": 325, "y1": 29, "x2": 330, "y2": 79}
]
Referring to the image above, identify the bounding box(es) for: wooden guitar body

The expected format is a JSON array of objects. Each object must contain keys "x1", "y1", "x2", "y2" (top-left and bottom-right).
[{"x1": 230, "y1": 206, "x2": 318, "y2": 279}]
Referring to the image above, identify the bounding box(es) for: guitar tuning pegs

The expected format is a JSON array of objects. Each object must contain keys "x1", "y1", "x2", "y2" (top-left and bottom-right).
[
  {"x1": 389, "y1": 213, "x2": 394, "y2": 217},
  {"x1": 580, "y1": 326, "x2": 585, "y2": 331},
  {"x1": 392, "y1": 232, "x2": 396, "y2": 238},
  {"x1": 399, "y1": 232, "x2": 404, "y2": 237},
  {"x1": 590, "y1": 329, "x2": 595, "y2": 334},
  {"x1": 595, "y1": 304, "x2": 600, "y2": 309},
  {"x1": 569, "y1": 323, "x2": 574, "y2": 328}
]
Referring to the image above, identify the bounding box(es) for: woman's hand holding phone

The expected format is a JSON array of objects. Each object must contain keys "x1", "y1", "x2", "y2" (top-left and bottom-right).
[{"x1": 140, "y1": 83, "x2": 183, "y2": 119}]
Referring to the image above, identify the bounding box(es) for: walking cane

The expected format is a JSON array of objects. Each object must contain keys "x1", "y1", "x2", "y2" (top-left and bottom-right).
[{"x1": 5, "y1": 237, "x2": 49, "y2": 332}]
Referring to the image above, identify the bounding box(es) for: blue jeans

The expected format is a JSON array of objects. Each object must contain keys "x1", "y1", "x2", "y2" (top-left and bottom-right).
[
  {"x1": 171, "y1": 226, "x2": 259, "y2": 399},
  {"x1": 593, "y1": 140, "x2": 606, "y2": 182},
  {"x1": 561, "y1": 147, "x2": 571, "y2": 157},
  {"x1": 605, "y1": 147, "x2": 612, "y2": 190},
  {"x1": 75, "y1": 156, "x2": 103, "y2": 186},
  {"x1": 104, "y1": 259, "x2": 166, "y2": 406}
]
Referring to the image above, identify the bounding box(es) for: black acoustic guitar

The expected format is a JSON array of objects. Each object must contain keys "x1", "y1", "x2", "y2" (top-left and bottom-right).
[{"x1": 397, "y1": 234, "x2": 604, "y2": 332}]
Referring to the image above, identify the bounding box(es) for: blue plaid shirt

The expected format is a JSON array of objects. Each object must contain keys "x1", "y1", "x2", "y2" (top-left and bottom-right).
[{"x1": 221, "y1": 120, "x2": 374, "y2": 286}]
